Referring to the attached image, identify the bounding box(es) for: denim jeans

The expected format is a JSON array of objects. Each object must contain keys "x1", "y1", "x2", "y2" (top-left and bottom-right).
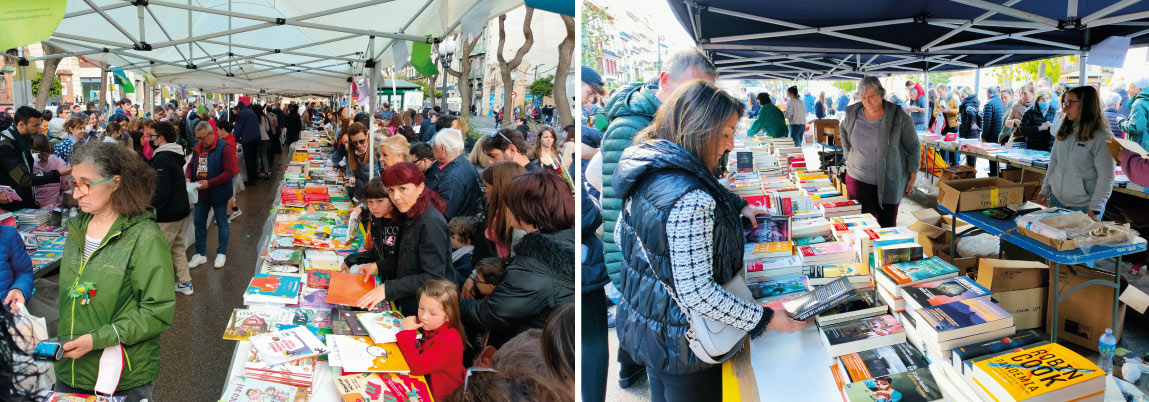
[
  {"x1": 581, "y1": 287, "x2": 609, "y2": 402},
  {"x1": 1048, "y1": 194, "x2": 1105, "y2": 219},
  {"x1": 915, "y1": 123, "x2": 926, "y2": 131},
  {"x1": 194, "y1": 200, "x2": 230, "y2": 256},
  {"x1": 789, "y1": 124, "x2": 804, "y2": 147},
  {"x1": 257, "y1": 140, "x2": 270, "y2": 173}
]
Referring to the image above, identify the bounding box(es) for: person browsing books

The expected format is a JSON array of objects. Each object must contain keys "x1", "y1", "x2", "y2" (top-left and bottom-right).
[
  {"x1": 395, "y1": 279, "x2": 466, "y2": 400},
  {"x1": 612, "y1": 80, "x2": 806, "y2": 402},
  {"x1": 459, "y1": 171, "x2": 575, "y2": 349},
  {"x1": 355, "y1": 162, "x2": 452, "y2": 315},
  {"x1": 1034, "y1": 86, "x2": 1115, "y2": 221},
  {"x1": 54, "y1": 142, "x2": 176, "y2": 401},
  {"x1": 841, "y1": 76, "x2": 921, "y2": 228},
  {"x1": 341, "y1": 178, "x2": 402, "y2": 283},
  {"x1": 185, "y1": 121, "x2": 237, "y2": 270}
]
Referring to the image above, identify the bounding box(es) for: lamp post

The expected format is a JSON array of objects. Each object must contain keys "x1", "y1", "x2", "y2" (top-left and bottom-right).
[{"x1": 438, "y1": 36, "x2": 457, "y2": 114}]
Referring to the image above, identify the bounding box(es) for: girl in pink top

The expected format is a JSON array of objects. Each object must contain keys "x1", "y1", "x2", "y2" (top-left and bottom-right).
[{"x1": 31, "y1": 134, "x2": 69, "y2": 208}]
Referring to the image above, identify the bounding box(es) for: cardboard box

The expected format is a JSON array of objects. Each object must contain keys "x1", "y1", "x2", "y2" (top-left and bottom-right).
[
  {"x1": 1119, "y1": 283, "x2": 1149, "y2": 314},
  {"x1": 1047, "y1": 268, "x2": 1127, "y2": 351},
  {"x1": 1016, "y1": 225, "x2": 1080, "y2": 251},
  {"x1": 937, "y1": 177, "x2": 1024, "y2": 212},
  {"x1": 939, "y1": 166, "x2": 976, "y2": 182},
  {"x1": 908, "y1": 209, "x2": 972, "y2": 257},
  {"x1": 977, "y1": 259, "x2": 1050, "y2": 330},
  {"x1": 932, "y1": 246, "x2": 978, "y2": 277},
  {"x1": 1000, "y1": 168, "x2": 1043, "y2": 201},
  {"x1": 814, "y1": 119, "x2": 840, "y2": 144}
]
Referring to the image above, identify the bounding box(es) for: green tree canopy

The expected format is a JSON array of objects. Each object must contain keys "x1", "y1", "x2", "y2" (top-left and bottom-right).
[
  {"x1": 528, "y1": 75, "x2": 554, "y2": 98},
  {"x1": 31, "y1": 72, "x2": 62, "y2": 98}
]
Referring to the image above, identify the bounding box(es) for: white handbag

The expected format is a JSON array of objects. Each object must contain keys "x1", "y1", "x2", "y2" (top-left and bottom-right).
[{"x1": 631, "y1": 233, "x2": 752, "y2": 364}]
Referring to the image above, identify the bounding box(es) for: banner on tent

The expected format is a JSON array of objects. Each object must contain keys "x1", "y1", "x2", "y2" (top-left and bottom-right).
[
  {"x1": 412, "y1": 35, "x2": 439, "y2": 77},
  {"x1": 1088, "y1": 36, "x2": 1131, "y2": 69}
]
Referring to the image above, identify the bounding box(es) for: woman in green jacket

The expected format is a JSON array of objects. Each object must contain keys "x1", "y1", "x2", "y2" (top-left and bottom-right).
[
  {"x1": 746, "y1": 92, "x2": 788, "y2": 138},
  {"x1": 54, "y1": 141, "x2": 175, "y2": 401}
]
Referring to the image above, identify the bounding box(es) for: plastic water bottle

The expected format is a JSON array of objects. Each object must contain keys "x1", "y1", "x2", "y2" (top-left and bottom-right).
[{"x1": 1098, "y1": 328, "x2": 1117, "y2": 374}]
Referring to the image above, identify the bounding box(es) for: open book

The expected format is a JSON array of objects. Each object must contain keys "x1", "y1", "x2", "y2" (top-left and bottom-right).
[{"x1": 1115, "y1": 137, "x2": 1149, "y2": 158}]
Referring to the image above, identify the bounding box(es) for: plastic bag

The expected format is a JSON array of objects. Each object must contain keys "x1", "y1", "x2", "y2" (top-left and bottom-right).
[
  {"x1": 9, "y1": 303, "x2": 55, "y2": 394},
  {"x1": 957, "y1": 233, "x2": 1000, "y2": 258},
  {"x1": 1015, "y1": 208, "x2": 1140, "y2": 253},
  {"x1": 186, "y1": 182, "x2": 199, "y2": 205}
]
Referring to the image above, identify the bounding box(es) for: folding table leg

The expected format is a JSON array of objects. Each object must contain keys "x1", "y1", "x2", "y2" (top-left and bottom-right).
[
  {"x1": 1051, "y1": 262, "x2": 1059, "y2": 343},
  {"x1": 1114, "y1": 255, "x2": 1122, "y2": 336}
]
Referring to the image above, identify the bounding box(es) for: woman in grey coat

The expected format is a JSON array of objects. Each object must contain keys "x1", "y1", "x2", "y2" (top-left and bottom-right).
[
  {"x1": 840, "y1": 76, "x2": 921, "y2": 227},
  {"x1": 1036, "y1": 86, "x2": 1115, "y2": 220}
]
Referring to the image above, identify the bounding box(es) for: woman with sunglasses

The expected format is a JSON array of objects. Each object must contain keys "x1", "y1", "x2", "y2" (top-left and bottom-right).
[
  {"x1": 344, "y1": 123, "x2": 372, "y2": 200},
  {"x1": 1035, "y1": 86, "x2": 1115, "y2": 221},
  {"x1": 54, "y1": 141, "x2": 176, "y2": 401},
  {"x1": 356, "y1": 162, "x2": 452, "y2": 316}
]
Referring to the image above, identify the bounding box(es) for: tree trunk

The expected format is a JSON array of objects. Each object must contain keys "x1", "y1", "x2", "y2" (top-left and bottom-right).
[
  {"x1": 428, "y1": 75, "x2": 437, "y2": 111},
  {"x1": 446, "y1": 36, "x2": 480, "y2": 133},
  {"x1": 497, "y1": 8, "x2": 535, "y2": 128},
  {"x1": 554, "y1": 15, "x2": 575, "y2": 129},
  {"x1": 34, "y1": 43, "x2": 62, "y2": 111},
  {"x1": 98, "y1": 68, "x2": 109, "y2": 113}
]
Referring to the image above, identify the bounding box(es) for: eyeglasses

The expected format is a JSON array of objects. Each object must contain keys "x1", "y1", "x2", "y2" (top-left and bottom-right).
[
  {"x1": 352, "y1": 139, "x2": 368, "y2": 145},
  {"x1": 70, "y1": 176, "x2": 114, "y2": 196},
  {"x1": 470, "y1": 275, "x2": 490, "y2": 285},
  {"x1": 1062, "y1": 100, "x2": 1081, "y2": 109},
  {"x1": 488, "y1": 131, "x2": 514, "y2": 144}
]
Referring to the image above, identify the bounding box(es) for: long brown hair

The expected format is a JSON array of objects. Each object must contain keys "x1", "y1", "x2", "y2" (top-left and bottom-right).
[
  {"x1": 481, "y1": 162, "x2": 527, "y2": 251},
  {"x1": 634, "y1": 80, "x2": 744, "y2": 171},
  {"x1": 527, "y1": 127, "x2": 559, "y2": 161},
  {"x1": 1056, "y1": 86, "x2": 1108, "y2": 142},
  {"x1": 416, "y1": 279, "x2": 467, "y2": 346},
  {"x1": 345, "y1": 122, "x2": 369, "y2": 171}
]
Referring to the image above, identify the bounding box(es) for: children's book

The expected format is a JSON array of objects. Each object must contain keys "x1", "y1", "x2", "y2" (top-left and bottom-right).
[
  {"x1": 378, "y1": 373, "x2": 435, "y2": 402},
  {"x1": 306, "y1": 270, "x2": 332, "y2": 289},
  {"x1": 219, "y1": 377, "x2": 299, "y2": 402},
  {"x1": 244, "y1": 274, "x2": 302, "y2": 305},
  {"x1": 223, "y1": 308, "x2": 282, "y2": 341},
  {"x1": 356, "y1": 311, "x2": 406, "y2": 344},
  {"x1": 250, "y1": 326, "x2": 330, "y2": 365},
  {"x1": 299, "y1": 287, "x2": 338, "y2": 310},
  {"x1": 326, "y1": 272, "x2": 379, "y2": 307},
  {"x1": 842, "y1": 367, "x2": 942, "y2": 402},
  {"x1": 329, "y1": 335, "x2": 411, "y2": 373}
]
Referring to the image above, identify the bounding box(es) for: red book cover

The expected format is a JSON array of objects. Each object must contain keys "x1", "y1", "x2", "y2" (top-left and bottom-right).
[{"x1": 325, "y1": 272, "x2": 378, "y2": 307}]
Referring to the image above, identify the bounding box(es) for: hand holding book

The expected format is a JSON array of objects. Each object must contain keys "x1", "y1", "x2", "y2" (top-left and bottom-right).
[{"x1": 766, "y1": 306, "x2": 808, "y2": 334}]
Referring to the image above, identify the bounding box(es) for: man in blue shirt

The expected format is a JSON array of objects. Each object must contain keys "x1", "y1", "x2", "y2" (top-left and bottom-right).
[
  {"x1": 803, "y1": 89, "x2": 816, "y2": 113},
  {"x1": 836, "y1": 90, "x2": 850, "y2": 113}
]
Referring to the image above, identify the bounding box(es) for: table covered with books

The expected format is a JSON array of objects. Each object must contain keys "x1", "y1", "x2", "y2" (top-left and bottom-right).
[
  {"x1": 6, "y1": 208, "x2": 69, "y2": 278},
  {"x1": 217, "y1": 130, "x2": 436, "y2": 402},
  {"x1": 720, "y1": 136, "x2": 1124, "y2": 402}
]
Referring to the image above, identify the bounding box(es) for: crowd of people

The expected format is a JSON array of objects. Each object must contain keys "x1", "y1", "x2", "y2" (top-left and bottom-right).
[{"x1": 0, "y1": 94, "x2": 578, "y2": 401}]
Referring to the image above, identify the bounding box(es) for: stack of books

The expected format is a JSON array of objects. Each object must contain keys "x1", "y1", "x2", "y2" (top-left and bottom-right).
[
  {"x1": 820, "y1": 314, "x2": 907, "y2": 357},
  {"x1": 966, "y1": 343, "x2": 1104, "y2": 402},
  {"x1": 243, "y1": 274, "x2": 303, "y2": 306},
  {"x1": 817, "y1": 200, "x2": 862, "y2": 218},
  {"x1": 792, "y1": 217, "x2": 831, "y2": 238},
  {"x1": 830, "y1": 215, "x2": 880, "y2": 243},
  {"x1": 814, "y1": 289, "x2": 887, "y2": 325},
  {"x1": 805, "y1": 263, "x2": 873, "y2": 287},
  {"x1": 746, "y1": 255, "x2": 803, "y2": 282},
  {"x1": 854, "y1": 227, "x2": 917, "y2": 270},
  {"x1": 874, "y1": 257, "x2": 959, "y2": 314},
  {"x1": 874, "y1": 243, "x2": 924, "y2": 268},
  {"x1": 14, "y1": 208, "x2": 51, "y2": 226},
  {"x1": 913, "y1": 296, "x2": 1016, "y2": 365}
]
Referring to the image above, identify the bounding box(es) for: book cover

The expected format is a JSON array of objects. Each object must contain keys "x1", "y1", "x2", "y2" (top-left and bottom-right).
[
  {"x1": 356, "y1": 310, "x2": 406, "y2": 344},
  {"x1": 276, "y1": 307, "x2": 334, "y2": 332},
  {"x1": 299, "y1": 287, "x2": 338, "y2": 309},
  {"x1": 744, "y1": 241, "x2": 793, "y2": 257},
  {"x1": 902, "y1": 276, "x2": 991, "y2": 310},
  {"x1": 798, "y1": 241, "x2": 853, "y2": 257},
  {"x1": 331, "y1": 335, "x2": 411, "y2": 373},
  {"x1": 223, "y1": 308, "x2": 282, "y2": 341},
  {"x1": 736, "y1": 151, "x2": 754, "y2": 173},
  {"x1": 951, "y1": 329, "x2": 1045, "y2": 366},
  {"x1": 220, "y1": 377, "x2": 298, "y2": 402},
  {"x1": 336, "y1": 309, "x2": 370, "y2": 337},
  {"x1": 783, "y1": 276, "x2": 856, "y2": 320},
  {"x1": 747, "y1": 275, "x2": 809, "y2": 300},
  {"x1": 972, "y1": 343, "x2": 1104, "y2": 401},
  {"x1": 744, "y1": 255, "x2": 802, "y2": 273},
  {"x1": 379, "y1": 373, "x2": 435, "y2": 402},
  {"x1": 245, "y1": 274, "x2": 303, "y2": 301},
  {"x1": 822, "y1": 315, "x2": 904, "y2": 347},
  {"x1": 794, "y1": 235, "x2": 831, "y2": 246},
  {"x1": 817, "y1": 290, "x2": 887, "y2": 320},
  {"x1": 249, "y1": 326, "x2": 330, "y2": 365},
  {"x1": 875, "y1": 243, "x2": 924, "y2": 267},
  {"x1": 332, "y1": 373, "x2": 388, "y2": 402},
  {"x1": 326, "y1": 272, "x2": 379, "y2": 307},
  {"x1": 306, "y1": 270, "x2": 332, "y2": 289},
  {"x1": 43, "y1": 393, "x2": 125, "y2": 402},
  {"x1": 917, "y1": 297, "x2": 1011, "y2": 333},
  {"x1": 743, "y1": 215, "x2": 791, "y2": 243},
  {"x1": 243, "y1": 351, "x2": 316, "y2": 390},
  {"x1": 842, "y1": 367, "x2": 942, "y2": 402},
  {"x1": 879, "y1": 257, "x2": 958, "y2": 285},
  {"x1": 808, "y1": 263, "x2": 870, "y2": 279},
  {"x1": 839, "y1": 343, "x2": 929, "y2": 382}
]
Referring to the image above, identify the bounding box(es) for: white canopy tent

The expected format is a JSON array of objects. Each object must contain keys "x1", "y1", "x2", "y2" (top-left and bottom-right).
[{"x1": 28, "y1": 0, "x2": 522, "y2": 95}]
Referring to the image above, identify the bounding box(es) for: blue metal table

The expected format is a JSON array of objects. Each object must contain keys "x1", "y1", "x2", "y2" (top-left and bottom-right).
[
  {"x1": 817, "y1": 142, "x2": 843, "y2": 168},
  {"x1": 937, "y1": 204, "x2": 1147, "y2": 343}
]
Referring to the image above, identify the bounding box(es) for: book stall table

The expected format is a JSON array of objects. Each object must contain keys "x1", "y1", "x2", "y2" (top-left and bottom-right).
[
  {"x1": 219, "y1": 129, "x2": 437, "y2": 401},
  {"x1": 721, "y1": 324, "x2": 844, "y2": 402},
  {"x1": 919, "y1": 140, "x2": 1149, "y2": 200},
  {"x1": 937, "y1": 204, "x2": 1147, "y2": 343},
  {"x1": 817, "y1": 142, "x2": 844, "y2": 169}
]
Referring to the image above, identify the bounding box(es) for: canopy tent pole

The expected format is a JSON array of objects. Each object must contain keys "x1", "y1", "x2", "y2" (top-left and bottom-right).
[
  {"x1": 391, "y1": 66, "x2": 398, "y2": 110},
  {"x1": 369, "y1": 36, "x2": 377, "y2": 181},
  {"x1": 974, "y1": 67, "x2": 980, "y2": 97},
  {"x1": 1080, "y1": 29, "x2": 1090, "y2": 86}
]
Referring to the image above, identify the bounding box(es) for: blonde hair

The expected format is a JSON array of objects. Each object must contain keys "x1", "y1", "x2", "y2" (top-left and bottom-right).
[
  {"x1": 378, "y1": 135, "x2": 410, "y2": 160},
  {"x1": 469, "y1": 135, "x2": 491, "y2": 168},
  {"x1": 418, "y1": 279, "x2": 467, "y2": 346}
]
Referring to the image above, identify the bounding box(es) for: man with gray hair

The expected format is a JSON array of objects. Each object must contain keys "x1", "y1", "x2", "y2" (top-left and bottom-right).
[
  {"x1": 1103, "y1": 91, "x2": 1127, "y2": 140},
  {"x1": 1118, "y1": 76, "x2": 1149, "y2": 146},
  {"x1": 430, "y1": 128, "x2": 481, "y2": 219}
]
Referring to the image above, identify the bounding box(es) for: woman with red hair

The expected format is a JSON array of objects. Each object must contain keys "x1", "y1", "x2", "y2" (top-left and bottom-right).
[
  {"x1": 460, "y1": 171, "x2": 575, "y2": 348},
  {"x1": 356, "y1": 162, "x2": 453, "y2": 316}
]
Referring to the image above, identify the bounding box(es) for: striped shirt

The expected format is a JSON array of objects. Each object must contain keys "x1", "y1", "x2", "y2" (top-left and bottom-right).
[{"x1": 83, "y1": 235, "x2": 100, "y2": 262}]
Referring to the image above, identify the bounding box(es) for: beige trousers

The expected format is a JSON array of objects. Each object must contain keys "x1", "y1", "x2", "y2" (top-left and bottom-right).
[{"x1": 157, "y1": 218, "x2": 191, "y2": 284}]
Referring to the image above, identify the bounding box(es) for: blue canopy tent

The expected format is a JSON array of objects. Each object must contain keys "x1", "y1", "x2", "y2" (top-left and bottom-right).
[{"x1": 666, "y1": 0, "x2": 1149, "y2": 81}]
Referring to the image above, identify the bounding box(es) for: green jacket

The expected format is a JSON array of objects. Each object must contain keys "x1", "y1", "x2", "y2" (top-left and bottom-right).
[
  {"x1": 601, "y1": 82, "x2": 660, "y2": 287},
  {"x1": 56, "y1": 209, "x2": 176, "y2": 391},
  {"x1": 1119, "y1": 90, "x2": 1149, "y2": 147},
  {"x1": 747, "y1": 102, "x2": 788, "y2": 138}
]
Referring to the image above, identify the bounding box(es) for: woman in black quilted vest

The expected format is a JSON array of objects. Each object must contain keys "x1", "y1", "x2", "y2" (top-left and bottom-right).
[{"x1": 612, "y1": 80, "x2": 808, "y2": 402}]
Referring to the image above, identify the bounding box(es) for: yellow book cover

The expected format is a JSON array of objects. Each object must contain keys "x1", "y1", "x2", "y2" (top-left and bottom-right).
[
  {"x1": 745, "y1": 241, "x2": 792, "y2": 255},
  {"x1": 335, "y1": 335, "x2": 411, "y2": 373},
  {"x1": 973, "y1": 343, "x2": 1103, "y2": 401}
]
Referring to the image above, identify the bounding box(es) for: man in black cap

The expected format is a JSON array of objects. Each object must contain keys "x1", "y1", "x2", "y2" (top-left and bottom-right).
[{"x1": 581, "y1": 66, "x2": 608, "y2": 132}]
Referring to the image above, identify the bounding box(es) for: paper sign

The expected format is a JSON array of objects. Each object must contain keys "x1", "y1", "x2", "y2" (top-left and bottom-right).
[
  {"x1": 1088, "y1": 36, "x2": 1131, "y2": 68},
  {"x1": 0, "y1": 0, "x2": 66, "y2": 52}
]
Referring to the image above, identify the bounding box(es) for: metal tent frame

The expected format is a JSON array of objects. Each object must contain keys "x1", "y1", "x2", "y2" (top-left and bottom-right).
[{"x1": 668, "y1": 0, "x2": 1149, "y2": 84}]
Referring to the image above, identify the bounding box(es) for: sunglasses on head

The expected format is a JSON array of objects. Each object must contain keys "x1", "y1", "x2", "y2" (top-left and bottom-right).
[{"x1": 488, "y1": 131, "x2": 513, "y2": 144}]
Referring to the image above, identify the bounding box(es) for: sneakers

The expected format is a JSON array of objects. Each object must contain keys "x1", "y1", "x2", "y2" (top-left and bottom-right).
[
  {"x1": 175, "y1": 282, "x2": 194, "y2": 295},
  {"x1": 229, "y1": 209, "x2": 243, "y2": 222},
  {"x1": 188, "y1": 254, "x2": 208, "y2": 268},
  {"x1": 214, "y1": 254, "x2": 227, "y2": 269}
]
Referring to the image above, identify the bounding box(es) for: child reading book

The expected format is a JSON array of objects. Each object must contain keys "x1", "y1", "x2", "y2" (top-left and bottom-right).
[
  {"x1": 471, "y1": 257, "x2": 509, "y2": 299},
  {"x1": 342, "y1": 178, "x2": 402, "y2": 282},
  {"x1": 448, "y1": 216, "x2": 478, "y2": 285},
  {"x1": 396, "y1": 279, "x2": 466, "y2": 400}
]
